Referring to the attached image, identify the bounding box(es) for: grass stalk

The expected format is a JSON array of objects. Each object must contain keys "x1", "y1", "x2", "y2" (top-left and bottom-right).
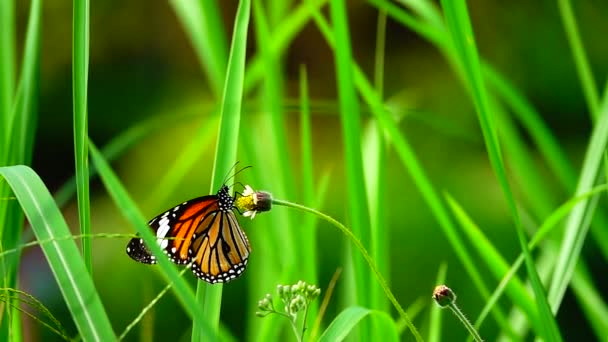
[
  {"x1": 439, "y1": 1, "x2": 562, "y2": 340},
  {"x1": 72, "y1": 0, "x2": 92, "y2": 274},
  {"x1": 193, "y1": 0, "x2": 250, "y2": 339},
  {"x1": 329, "y1": 0, "x2": 373, "y2": 322},
  {"x1": 556, "y1": 0, "x2": 599, "y2": 118}
]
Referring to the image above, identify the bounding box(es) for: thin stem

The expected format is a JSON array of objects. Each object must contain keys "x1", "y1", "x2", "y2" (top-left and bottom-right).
[
  {"x1": 301, "y1": 302, "x2": 310, "y2": 340},
  {"x1": 310, "y1": 267, "x2": 341, "y2": 340},
  {"x1": 291, "y1": 318, "x2": 302, "y2": 342},
  {"x1": 448, "y1": 302, "x2": 483, "y2": 342},
  {"x1": 119, "y1": 265, "x2": 191, "y2": 340},
  {"x1": 272, "y1": 198, "x2": 422, "y2": 341}
]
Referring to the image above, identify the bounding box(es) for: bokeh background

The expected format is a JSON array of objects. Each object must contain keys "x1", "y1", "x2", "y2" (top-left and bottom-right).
[{"x1": 9, "y1": 0, "x2": 608, "y2": 340}]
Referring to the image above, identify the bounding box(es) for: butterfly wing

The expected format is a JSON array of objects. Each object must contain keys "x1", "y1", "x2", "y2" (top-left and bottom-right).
[
  {"x1": 126, "y1": 195, "x2": 220, "y2": 265},
  {"x1": 189, "y1": 209, "x2": 251, "y2": 283},
  {"x1": 126, "y1": 185, "x2": 251, "y2": 283}
]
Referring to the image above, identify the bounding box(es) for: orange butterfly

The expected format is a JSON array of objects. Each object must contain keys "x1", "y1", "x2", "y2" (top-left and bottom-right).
[{"x1": 126, "y1": 185, "x2": 251, "y2": 283}]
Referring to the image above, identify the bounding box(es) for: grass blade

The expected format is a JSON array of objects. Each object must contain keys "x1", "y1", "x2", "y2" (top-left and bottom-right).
[
  {"x1": 0, "y1": 165, "x2": 115, "y2": 341},
  {"x1": 297, "y1": 64, "x2": 320, "y2": 323},
  {"x1": 0, "y1": 0, "x2": 15, "y2": 134},
  {"x1": 329, "y1": 0, "x2": 373, "y2": 319},
  {"x1": 364, "y1": 9, "x2": 389, "y2": 312},
  {"x1": 445, "y1": 193, "x2": 540, "y2": 332},
  {"x1": 88, "y1": 140, "x2": 217, "y2": 341},
  {"x1": 310, "y1": 9, "x2": 496, "y2": 340},
  {"x1": 439, "y1": 2, "x2": 562, "y2": 340},
  {"x1": 428, "y1": 263, "x2": 447, "y2": 342},
  {"x1": 72, "y1": 0, "x2": 92, "y2": 274},
  {"x1": 0, "y1": 0, "x2": 41, "y2": 337},
  {"x1": 318, "y1": 306, "x2": 371, "y2": 342},
  {"x1": 557, "y1": 0, "x2": 599, "y2": 117},
  {"x1": 548, "y1": 86, "x2": 608, "y2": 312},
  {"x1": 170, "y1": 0, "x2": 227, "y2": 97},
  {"x1": 193, "y1": 0, "x2": 250, "y2": 339},
  {"x1": 244, "y1": 0, "x2": 328, "y2": 93}
]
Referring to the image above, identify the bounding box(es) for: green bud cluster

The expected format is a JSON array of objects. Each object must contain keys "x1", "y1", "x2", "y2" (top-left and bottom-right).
[{"x1": 256, "y1": 281, "x2": 321, "y2": 341}]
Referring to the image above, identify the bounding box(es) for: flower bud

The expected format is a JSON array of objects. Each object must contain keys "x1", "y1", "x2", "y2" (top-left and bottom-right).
[{"x1": 432, "y1": 285, "x2": 456, "y2": 307}]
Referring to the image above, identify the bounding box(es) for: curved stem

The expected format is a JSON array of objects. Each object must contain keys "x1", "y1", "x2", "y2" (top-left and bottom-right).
[
  {"x1": 448, "y1": 302, "x2": 483, "y2": 342},
  {"x1": 272, "y1": 198, "x2": 422, "y2": 341}
]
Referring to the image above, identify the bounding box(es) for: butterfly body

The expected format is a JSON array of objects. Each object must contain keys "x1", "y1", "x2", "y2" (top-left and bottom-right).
[{"x1": 126, "y1": 185, "x2": 251, "y2": 283}]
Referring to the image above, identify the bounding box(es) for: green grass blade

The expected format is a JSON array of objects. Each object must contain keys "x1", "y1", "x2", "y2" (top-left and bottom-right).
[
  {"x1": 53, "y1": 110, "x2": 206, "y2": 208},
  {"x1": 0, "y1": 0, "x2": 41, "y2": 337},
  {"x1": 329, "y1": 0, "x2": 373, "y2": 316},
  {"x1": 395, "y1": 0, "x2": 443, "y2": 28},
  {"x1": 428, "y1": 263, "x2": 447, "y2": 342},
  {"x1": 474, "y1": 184, "x2": 608, "y2": 332},
  {"x1": 310, "y1": 9, "x2": 502, "y2": 339},
  {"x1": 445, "y1": 193, "x2": 539, "y2": 331},
  {"x1": 244, "y1": 0, "x2": 328, "y2": 93},
  {"x1": 298, "y1": 63, "x2": 319, "y2": 294},
  {"x1": 365, "y1": 9, "x2": 389, "y2": 312},
  {"x1": 481, "y1": 65, "x2": 577, "y2": 191},
  {"x1": 170, "y1": 0, "x2": 227, "y2": 97},
  {"x1": 318, "y1": 306, "x2": 371, "y2": 342},
  {"x1": 317, "y1": 306, "x2": 399, "y2": 342},
  {"x1": 368, "y1": 0, "x2": 446, "y2": 47},
  {"x1": 88, "y1": 140, "x2": 217, "y2": 341},
  {"x1": 439, "y1": 2, "x2": 561, "y2": 340},
  {"x1": 193, "y1": 0, "x2": 250, "y2": 339},
  {"x1": 0, "y1": 0, "x2": 15, "y2": 136},
  {"x1": 72, "y1": 0, "x2": 92, "y2": 274},
  {"x1": 5, "y1": 0, "x2": 40, "y2": 167},
  {"x1": 146, "y1": 115, "x2": 218, "y2": 207},
  {"x1": 0, "y1": 165, "x2": 115, "y2": 341},
  {"x1": 571, "y1": 263, "x2": 608, "y2": 339},
  {"x1": 557, "y1": 0, "x2": 599, "y2": 117},
  {"x1": 250, "y1": 0, "x2": 297, "y2": 278},
  {"x1": 548, "y1": 85, "x2": 608, "y2": 312},
  {"x1": 299, "y1": 64, "x2": 315, "y2": 236}
]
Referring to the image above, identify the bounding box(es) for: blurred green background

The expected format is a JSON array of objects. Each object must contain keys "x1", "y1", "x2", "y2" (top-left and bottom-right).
[{"x1": 9, "y1": 0, "x2": 608, "y2": 340}]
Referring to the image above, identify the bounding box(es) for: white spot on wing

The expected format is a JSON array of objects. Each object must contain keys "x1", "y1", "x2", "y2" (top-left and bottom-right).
[{"x1": 157, "y1": 217, "x2": 170, "y2": 237}]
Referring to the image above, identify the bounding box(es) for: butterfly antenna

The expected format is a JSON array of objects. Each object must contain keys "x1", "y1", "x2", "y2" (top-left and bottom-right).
[
  {"x1": 224, "y1": 164, "x2": 252, "y2": 187},
  {"x1": 221, "y1": 161, "x2": 241, "y2": 186}
]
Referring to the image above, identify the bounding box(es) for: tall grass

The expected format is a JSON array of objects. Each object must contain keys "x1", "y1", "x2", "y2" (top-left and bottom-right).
[{"x1": 0, "y1": 0, "x2": 606, "y2": 341}]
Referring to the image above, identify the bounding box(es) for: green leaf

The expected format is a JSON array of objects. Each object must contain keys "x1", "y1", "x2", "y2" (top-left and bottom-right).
[
  {"x1": 72, "y1": 0, "x2": 92, "y2": 274},
  {"x1": 318, "y1": 306, "x2": 371, "y2": 342},
  {"x1": 0, "y1": 165, "x2": 115, "y2": 341}
]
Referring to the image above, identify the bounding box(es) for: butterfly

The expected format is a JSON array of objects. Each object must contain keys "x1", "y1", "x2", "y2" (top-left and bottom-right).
[{"x1": 126, "y1": 185, "x2": 251, "y2": 283}]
